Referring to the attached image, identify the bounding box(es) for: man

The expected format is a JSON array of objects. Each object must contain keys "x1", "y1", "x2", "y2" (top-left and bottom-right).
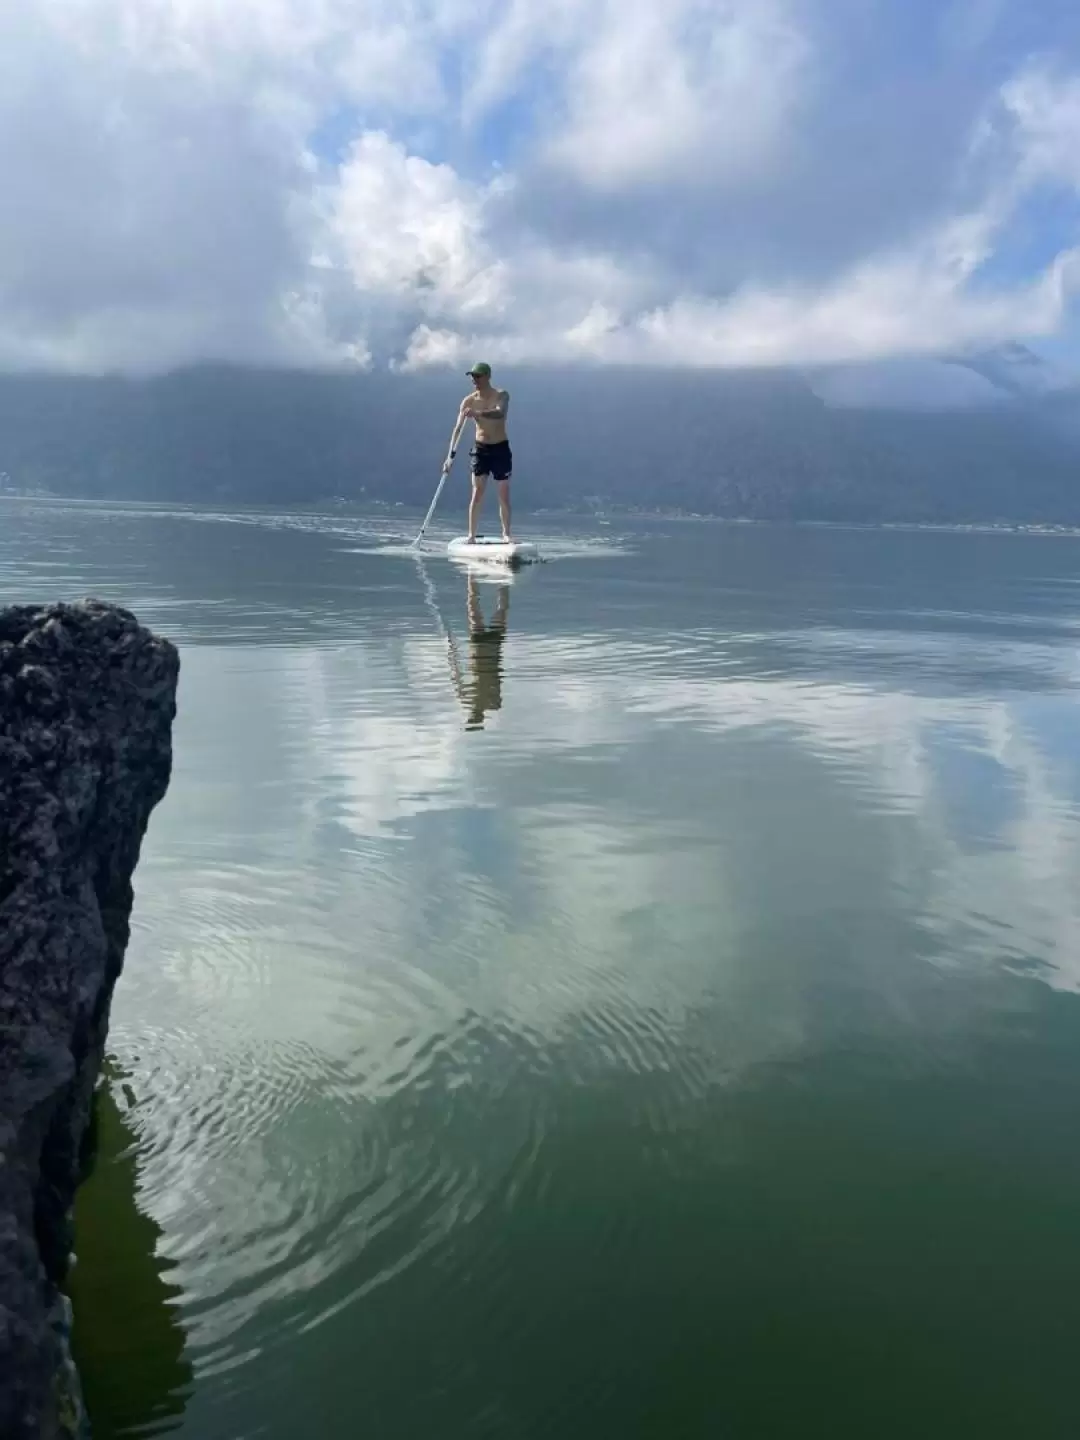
[{"x1": 442, "y1": 362, "x2": 513, "y2": 542}]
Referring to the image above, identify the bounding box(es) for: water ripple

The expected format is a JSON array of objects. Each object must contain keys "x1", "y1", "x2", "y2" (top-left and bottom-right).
[
  {"x1": 111, "y1": 907, "x2": 709, "y2": 1394},
  {"x1": 19, "y1": 497, "x2": 1080, "y2": 1437}
]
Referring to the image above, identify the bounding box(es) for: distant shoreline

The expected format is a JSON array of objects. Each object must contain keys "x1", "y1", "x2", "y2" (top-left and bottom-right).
[{"x1": 4, "y1": 490, "x2": 1080, "y2": 538}]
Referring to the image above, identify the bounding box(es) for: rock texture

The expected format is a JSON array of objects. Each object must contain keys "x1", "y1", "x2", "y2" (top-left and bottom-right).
[{"x1": 0, "y1": 601, "x2": 178, "y2": 1440}]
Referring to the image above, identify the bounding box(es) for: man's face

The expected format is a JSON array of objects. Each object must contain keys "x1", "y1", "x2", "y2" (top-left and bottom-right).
[{"x1": 469, "y1": 371, "x2": 487, "y2": 389}]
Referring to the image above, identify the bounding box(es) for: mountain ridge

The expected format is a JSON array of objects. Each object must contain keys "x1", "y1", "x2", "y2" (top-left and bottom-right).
[{"x1": 1, "y1": 361, "x2": 1079, "y2": 525}]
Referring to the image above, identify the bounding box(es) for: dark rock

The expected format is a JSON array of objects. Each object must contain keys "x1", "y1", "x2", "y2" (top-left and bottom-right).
[{"x1": 0, "y1": 601, "x2": 178, "y2": 1440}]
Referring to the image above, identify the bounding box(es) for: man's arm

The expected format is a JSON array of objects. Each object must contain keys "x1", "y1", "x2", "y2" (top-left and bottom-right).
[
  {"x1": 444, "y1": 399, "x2": 471, "y2": 467},
  {"x1": 477, "y1": 389, "x2": 510, "y2": 421}
]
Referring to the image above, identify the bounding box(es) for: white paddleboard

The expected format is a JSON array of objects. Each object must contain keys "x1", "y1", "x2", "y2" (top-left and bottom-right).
[{"x1": 447, "y1": 536, "x2": 539, "y2": 566}]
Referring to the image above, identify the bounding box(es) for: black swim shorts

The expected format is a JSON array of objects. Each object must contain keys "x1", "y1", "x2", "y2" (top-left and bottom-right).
[{"x1": 471, "y1": 440, "x2": 513, "y2": 480}]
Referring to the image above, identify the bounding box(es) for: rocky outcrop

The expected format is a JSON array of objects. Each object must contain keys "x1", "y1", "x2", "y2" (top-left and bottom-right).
[{"x1": 0, "y1": 601, "x2": 178, "y2": 1440}]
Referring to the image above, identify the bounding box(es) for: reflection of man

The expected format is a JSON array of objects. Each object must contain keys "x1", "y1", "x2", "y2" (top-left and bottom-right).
[{"x1": 449, "y1": 574, "x2": 509, "y2": 730}]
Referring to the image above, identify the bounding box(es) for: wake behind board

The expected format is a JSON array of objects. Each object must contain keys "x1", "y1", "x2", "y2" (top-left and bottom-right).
[{"x1": 447, "y1": 536, "x2": 539, "y2": 566}]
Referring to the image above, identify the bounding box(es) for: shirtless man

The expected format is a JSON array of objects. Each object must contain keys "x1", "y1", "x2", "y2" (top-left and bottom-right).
[{"x1": 442, "y1": 362, "x2": 513, "y2": 541}]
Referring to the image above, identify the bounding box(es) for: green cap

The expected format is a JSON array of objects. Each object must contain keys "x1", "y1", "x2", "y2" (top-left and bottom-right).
[{"x1": 466, "y1": 361, "x2": 491, "y2": 377}]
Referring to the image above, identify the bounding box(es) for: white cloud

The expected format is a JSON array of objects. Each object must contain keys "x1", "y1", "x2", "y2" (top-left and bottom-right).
[
  {"x1": 336, "y1": 39, "x2": 1080, "y2": 375},
  {"x1": 2, "y1": 0, "x2": 1080, "y2": 374},
  {"x1": 392, "y1": 77, "x2": 1080, "y2": 373},
  {"x1": 622, "y1": 226, "x2": 1080, "y2": 369},
  {"x1": 999, "y1": 65, "x2": 1080, "y2": 191},
  {"x1": 544, "y1": 0, "x2": 811, "y2": 189},
  {"x1": 459, "y1": 0, "x2": 811, "y2": 187},
  {"x1": 0, "y1": 0, "x2": 476, "y2": 371},
  {"x1": 0, "y1": 4, "x2": 329, "y2": 372},
  {"x1": 393, "y1": 212, "x2": 1080, "y2": 374},
  {"x1": 328, "y1": 133, "x2": 508, "y2": 316}
]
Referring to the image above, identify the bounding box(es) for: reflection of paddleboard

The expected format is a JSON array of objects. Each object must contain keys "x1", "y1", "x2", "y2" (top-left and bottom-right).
[
  {"x1": 453, "y1": 558, "x2": 521, "y2": 584},
  {"x1": 447, "y1": 536, "x2": 539, "y2": 566}
]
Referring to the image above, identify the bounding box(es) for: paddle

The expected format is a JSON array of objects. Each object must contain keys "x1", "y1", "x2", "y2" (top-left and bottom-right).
[{"x1": 411, "y1": 460, "x2": 452, "y2": 548}]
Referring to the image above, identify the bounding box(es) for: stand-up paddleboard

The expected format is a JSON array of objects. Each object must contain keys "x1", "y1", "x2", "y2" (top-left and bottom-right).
[{"x1": 447, "y1": 535, "x2": 539, "y2": 566}]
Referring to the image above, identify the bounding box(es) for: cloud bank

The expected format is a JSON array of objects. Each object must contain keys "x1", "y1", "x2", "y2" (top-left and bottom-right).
[{"x1": 3, "y1": 0, "x2": 1080, "y2": 373}]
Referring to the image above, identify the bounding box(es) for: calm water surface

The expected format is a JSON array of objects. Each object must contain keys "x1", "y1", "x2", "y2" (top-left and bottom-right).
[{"x1": 5, "y1": 499, "x2": 1080, "y2": 1438}]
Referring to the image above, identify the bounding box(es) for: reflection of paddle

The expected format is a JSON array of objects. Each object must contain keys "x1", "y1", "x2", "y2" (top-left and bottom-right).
[{"x1": 412, "y1": 553, "x2": 465, "y2": 701}]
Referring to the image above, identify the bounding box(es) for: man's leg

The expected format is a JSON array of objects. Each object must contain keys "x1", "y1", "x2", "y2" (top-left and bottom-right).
[
  {"x1": 496, "y1": 479, "x2": 512, "y2": 540},
  {"x1": 468, "y1": 475, "x2": 487, "y2": 540}
]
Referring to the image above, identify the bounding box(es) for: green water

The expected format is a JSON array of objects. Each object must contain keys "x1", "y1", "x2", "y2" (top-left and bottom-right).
[{"x1": 6, "y1": 499, "x2": 1080, "y2": 1438}]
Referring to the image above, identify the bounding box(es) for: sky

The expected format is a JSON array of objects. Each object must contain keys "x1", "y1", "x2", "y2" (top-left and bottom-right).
[{"x1": 4, "y1": 0, "x2": 1080, "y2": 377}]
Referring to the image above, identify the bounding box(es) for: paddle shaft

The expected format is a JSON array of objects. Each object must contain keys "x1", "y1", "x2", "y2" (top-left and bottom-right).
[{"x1": 411, "y1": 464, "x2": 452, "y2": 547}]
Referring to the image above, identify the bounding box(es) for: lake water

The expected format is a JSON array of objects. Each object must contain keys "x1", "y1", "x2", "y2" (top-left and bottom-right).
[{"x1": 5, "y1": 499, "x2": 1080, "y2": 1439}]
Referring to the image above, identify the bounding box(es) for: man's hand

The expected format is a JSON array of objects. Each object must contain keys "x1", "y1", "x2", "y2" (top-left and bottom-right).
[{"x1": 442, "y1": 456, "x2": 454, "y2": 475}]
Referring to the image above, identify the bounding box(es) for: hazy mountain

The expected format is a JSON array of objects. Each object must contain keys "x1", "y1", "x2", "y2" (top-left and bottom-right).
[
  {"x1": 944, "y1": 343, "x2": 1079, "y2": 401},
  {"x1": 1, "y1": 362, "x2": 1079, "y2": 525},
  {"x1": 808, "y1": 344, "x2": 1080, "y2": 413}
]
